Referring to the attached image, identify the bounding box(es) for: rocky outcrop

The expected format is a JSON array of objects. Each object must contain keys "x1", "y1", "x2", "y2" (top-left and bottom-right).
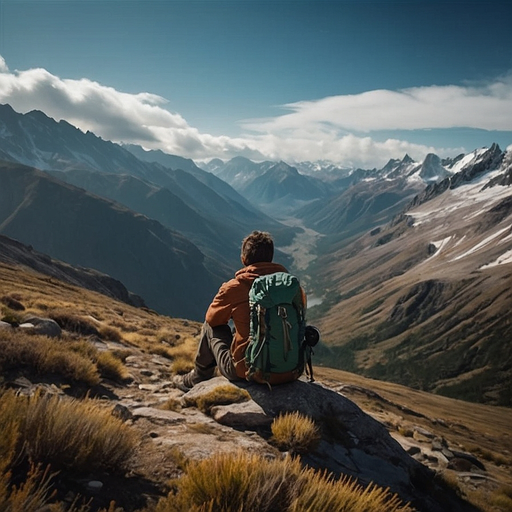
[{"x1": 164, "y1": 377, "x2": 476, "y2": 512}]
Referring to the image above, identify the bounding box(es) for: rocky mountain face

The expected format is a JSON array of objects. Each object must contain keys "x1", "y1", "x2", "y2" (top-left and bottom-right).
[
  {"x1": 0, "y1": 161, "x2": 216, "y2": 320},
  {"x1": 208, "y1": 153, "x2": 451, "y2": 244},
  {"x1": 203, "y1": 155, "x2": 275, "y2": 190},
  {"x1": 309, "y1": 145, "x2": 512, "y2": 406}
]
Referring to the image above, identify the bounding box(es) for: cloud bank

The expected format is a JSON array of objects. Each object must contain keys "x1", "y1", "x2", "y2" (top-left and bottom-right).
[{"x1": 0, "y1": 57, "x2": 510, "y2": 168}]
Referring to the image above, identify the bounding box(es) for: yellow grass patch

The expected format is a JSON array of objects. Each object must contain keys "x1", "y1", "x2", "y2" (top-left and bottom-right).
[
  {"x1": 154, "y1": 451, "x2": 412, "y2": 512},
  {"x1": 271, "y1": 411, "x2": 321, "y2": 454}
]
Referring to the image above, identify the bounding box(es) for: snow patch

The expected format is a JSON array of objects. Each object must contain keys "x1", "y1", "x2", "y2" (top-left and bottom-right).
[
  {"x1": 450, "y1": 226, "x2": 510, "y2": 262},
  {"x1": 480, "y1": 249, "x2": 512, "y2": 269},
  {"x1": 431, "y1": 236, "x2": 452, "y2": 253},
  {"x1": 449, "y1": 147, "x2": 489, "y2": 174}
]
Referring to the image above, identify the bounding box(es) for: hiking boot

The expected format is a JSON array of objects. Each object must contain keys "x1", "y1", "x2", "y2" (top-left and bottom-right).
[{"x1": 172, "y1": 369, "x2": 209, "y2": 392}]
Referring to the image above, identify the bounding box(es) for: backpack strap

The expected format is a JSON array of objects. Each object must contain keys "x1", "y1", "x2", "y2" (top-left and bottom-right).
[{"x1": 278, "y1": 305, "x2": 292, "y2": 360}]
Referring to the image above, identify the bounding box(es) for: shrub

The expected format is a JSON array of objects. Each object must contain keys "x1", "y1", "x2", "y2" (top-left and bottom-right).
[
  {"x1": 99, "y1": 325, "x2": 123, "y2": 342},
  {"x1": 271, "y1": 412, "x2": 321, "y2": 454},
  {"x1": 1, "y1": 295, "x2": 25, "y2": 311},
  {"x1": 96, "y1": 350, "x2": 130, "y2": 382}
]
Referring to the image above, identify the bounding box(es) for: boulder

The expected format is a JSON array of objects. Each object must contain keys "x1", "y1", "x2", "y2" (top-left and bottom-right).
[{"x1": 20, "y1": 316, "x2": 62, "y2": 338}]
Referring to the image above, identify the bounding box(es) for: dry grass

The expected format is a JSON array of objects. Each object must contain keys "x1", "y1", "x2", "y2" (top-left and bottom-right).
[
  {"x1": 151, "y1": 451, "x2": 412, "y2": 512},
  {"x1": 0, "y1": 390, "x2": 139, "y2": 473},
  {"x1": 99, "y1": 325, "x2": 123, "y2": 342},
  {"x1": 271, "y1": 412, "x2": 321, "y2": 454},
  {"x1": 291, "y1": 469, "x2": 413, "y2": 512},
  {"x1": 0, "y1": 389, "x2": 138, "y2": 511},
  {"x1": 0, "y1": 464, "x2": 61, "y2": 512},
  {"x1": 0, "y1": 330, "x2": 130, "y2": 385},
  {"x1": 0, "y1": 263, "x2": 200, "y2": 354},
  {"x1": 186, "y1": 385, "x2": 250, "y2": 414},
  {"x1": 160, "y1": 397, "x2": 182, "y2": 412},
  {"x1": 463, "y1": 444, "x2": 511, "y2": 467},
  {"x1": 0, "y1": 330, "x2": 100, "y2": 386},
  {"x1": 491, "y1": 487, "x2": 512, "y2": 512},
  {"x1": 96, "y1": 350, "x2": 130, "y2": 381},
  {"x1": 48, "y1": 309, "x2": 100, "y2": 336}
]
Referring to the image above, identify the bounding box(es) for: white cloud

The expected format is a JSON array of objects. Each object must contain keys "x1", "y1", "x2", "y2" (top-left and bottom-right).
[
  {"x1": 0, "y1": 56, "x2": 509, "y2": 168},
  {"x1": 244, "y1": 76, "x2": 512, "y2": 134},
  {"x1": 0, "y1": 57, "x2": 8, "y2": 73}
]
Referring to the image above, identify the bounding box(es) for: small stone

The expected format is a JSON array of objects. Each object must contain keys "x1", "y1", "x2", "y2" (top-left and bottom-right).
[
  {"x1": 407, "y1": 446, "x2": 421, "y2": 456},
  {"x1": 112, "y1": 404, "x2": 132, "y2": 422},
  {"x1": 87, "y1": 481, "x2": 103, "y2": 491}
]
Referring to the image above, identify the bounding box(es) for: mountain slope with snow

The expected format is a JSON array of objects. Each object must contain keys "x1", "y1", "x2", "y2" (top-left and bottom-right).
[{"x1": 310, "y1": 144, "x2": 512, "y2": 405}]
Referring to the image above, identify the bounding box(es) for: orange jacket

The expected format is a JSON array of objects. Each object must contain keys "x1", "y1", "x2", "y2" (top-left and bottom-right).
[{"x1": 205, "y1": 261, "x2": 291, "y2": 379}]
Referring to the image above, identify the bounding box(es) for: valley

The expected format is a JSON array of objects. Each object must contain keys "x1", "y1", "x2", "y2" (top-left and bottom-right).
[{"x1": 0, "y1": 103, "x2": 511, "y2": 408}]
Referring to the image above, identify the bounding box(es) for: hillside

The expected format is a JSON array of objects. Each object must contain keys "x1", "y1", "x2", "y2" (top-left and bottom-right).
[
  {"x1": 0, "y1": 234, "x2": 145, "y2": 307},
  {"x1": 0, "y1": 160, "x2": 217, "y2": 320},
  {"x1": 0, "y1": 260, "x2": 510, "y2": 511},
  {"x1": 309, "y1": 145, "x2": 512, "y2": 406}
]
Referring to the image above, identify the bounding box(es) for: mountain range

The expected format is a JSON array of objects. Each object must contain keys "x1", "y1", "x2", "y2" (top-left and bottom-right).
[
  {"x1": 0, "y1": 103, "x2": 294, "y2": 277},
  {"x1": 0, "y1": 102, "x2": 510, "y2": 405}
]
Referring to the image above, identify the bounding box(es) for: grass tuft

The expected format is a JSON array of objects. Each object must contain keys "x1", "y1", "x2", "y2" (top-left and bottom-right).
[
  {"x1": 99, "y1": 325, "x2": 123, "y2": 342},
  {"x1": 96, "y1": 350, "x2": 130, "y2": 382},
  {"x1": 187, "y1": 385, "x2": 250, "y2": 414},
  {"x1": 0, "y1": 331, "x2": 100, "y2": 386},
  {"x1": 152, "y1": 451, "x2": 412, "y2": 512},
  {"x1": 271, "y1": 411, "x2": 321, "y2": 454},
  {"x1": 1, "y1": 295, "x2": 25, "y2": 311},
  {"x1": 0, "y1": 390, "x2": 139, "y2": 474},
  {"x1": 49, "y1": 310, "x2": 100, "y2": 336}
]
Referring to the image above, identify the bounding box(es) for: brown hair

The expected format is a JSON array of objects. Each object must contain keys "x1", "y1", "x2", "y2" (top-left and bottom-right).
[{"x1": 241, "y1": 231, "x2": 274, "y2": 265}]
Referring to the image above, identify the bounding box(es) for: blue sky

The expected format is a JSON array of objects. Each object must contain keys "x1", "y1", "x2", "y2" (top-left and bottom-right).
[{"x1": 1, "y1": 0, "x2": 512, "y2": 168}]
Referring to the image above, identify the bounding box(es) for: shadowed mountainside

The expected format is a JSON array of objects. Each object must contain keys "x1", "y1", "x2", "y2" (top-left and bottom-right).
[{"x1": 0, "y1": 160, "x2": 217, "y2": 320}]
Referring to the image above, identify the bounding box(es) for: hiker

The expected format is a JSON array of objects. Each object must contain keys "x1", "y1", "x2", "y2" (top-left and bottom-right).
[{"x1": 173, "y1": 230, "x2": 307, "y2": 392}]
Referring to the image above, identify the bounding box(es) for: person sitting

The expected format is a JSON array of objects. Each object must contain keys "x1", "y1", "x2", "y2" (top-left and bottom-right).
[{"x1": 173, "y1": 230, "x2": 298, "y2": 391}]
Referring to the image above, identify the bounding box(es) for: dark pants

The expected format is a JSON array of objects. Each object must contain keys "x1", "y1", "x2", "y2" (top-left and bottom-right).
[{"x1": 194, "y1": 322, "x2": 240, "y2": 381}]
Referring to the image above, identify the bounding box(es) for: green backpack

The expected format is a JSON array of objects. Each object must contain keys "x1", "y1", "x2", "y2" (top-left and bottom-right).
[{"x1": 245, "y1": 272, "x2": 311, "y2": 385}]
